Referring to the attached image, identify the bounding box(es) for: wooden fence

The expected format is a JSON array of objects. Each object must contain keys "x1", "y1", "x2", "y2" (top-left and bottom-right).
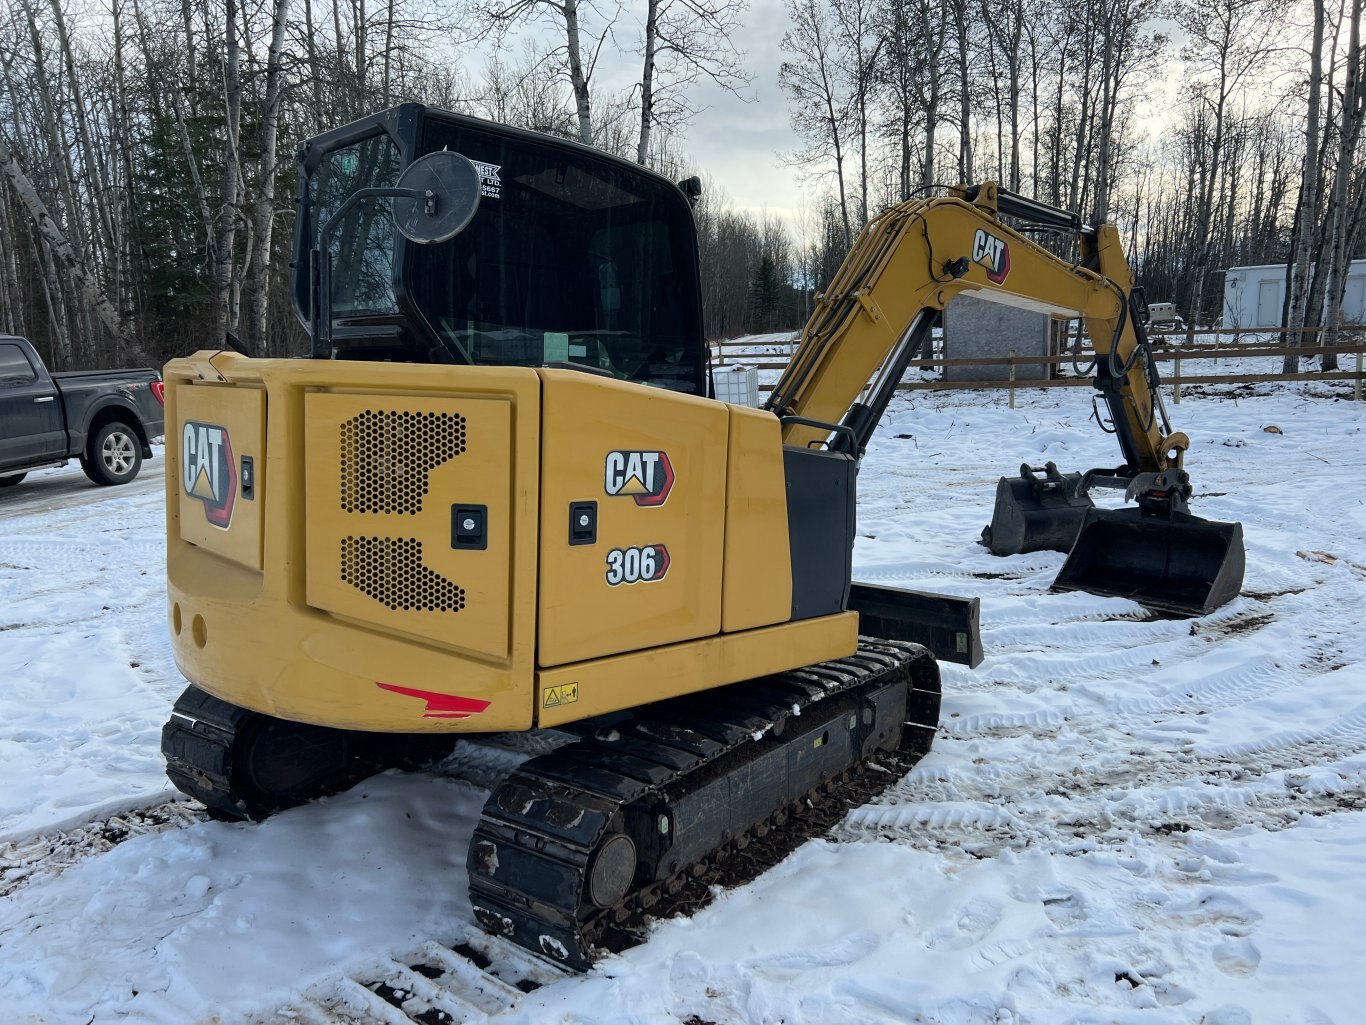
[{"x1": 710, "y1": 328, "x2": 1366, "y2": 404}]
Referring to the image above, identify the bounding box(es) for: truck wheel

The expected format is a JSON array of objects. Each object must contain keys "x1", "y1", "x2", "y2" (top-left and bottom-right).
[
  {"x1": 82, "y1": 422, "x2": 142, "y2": 486},
  {"x1": 0, "y1": 473, "x2": 26, "y2": 487}
]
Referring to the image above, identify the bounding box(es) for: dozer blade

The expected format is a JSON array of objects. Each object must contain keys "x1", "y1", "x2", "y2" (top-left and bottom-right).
[
  {"x1": 1052, "y1": 506, "x2": 1245, "y2": 616},
  {"x1": 849, "y1": 582, "x2": 983, "y2": 667},
  {"x1": 981, "y1": 462, "x2": 1094, "y2": 556}
]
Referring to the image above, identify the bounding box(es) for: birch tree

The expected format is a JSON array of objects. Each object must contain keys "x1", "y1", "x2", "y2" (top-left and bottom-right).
[
  {"x1": 779, "y1": 0, "x2": 854, "y2": 245},
  {"x1": 635, "y1": 0, "x2": 750, "y2": 165},
  {"x1": 243, "y1": 0, "x2": 292, "y2": 351},
  {"x1": 0, "y1": 132, "x2": 124, "y2": 346},
  {"x1": 1317, "y1": 0, "x2": 1363, "y2": 369},
  {"x1": 463, "y1": 0, "x2": 612, "y2": 145},
  {"x1": 1284, "y1": 0, "x2": 1329, "y2": 369}
]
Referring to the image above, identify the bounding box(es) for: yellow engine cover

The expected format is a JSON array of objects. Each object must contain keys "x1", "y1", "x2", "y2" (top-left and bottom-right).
[
  {"x1": 536, "y1": 369, "x2": 728, "y2": 666},
  {"x1": 164, "y1": 352, "x2": 856, "y2": 735}
]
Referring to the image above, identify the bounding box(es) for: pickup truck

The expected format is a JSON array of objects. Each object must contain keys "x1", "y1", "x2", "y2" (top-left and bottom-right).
[{"x1": 0, "y1": 334, "x2": 165, "y2": 488}]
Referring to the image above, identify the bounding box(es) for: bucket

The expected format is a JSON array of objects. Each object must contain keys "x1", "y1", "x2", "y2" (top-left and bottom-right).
[
  {"x1": 981, "y1": 463, "x2": 1094, "y2": 556},
  {"x1": 1053, "y1": 507, "x2": 1245, "y2": 616}
]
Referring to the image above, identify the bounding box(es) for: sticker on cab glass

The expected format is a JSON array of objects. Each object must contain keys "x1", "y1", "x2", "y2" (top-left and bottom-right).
[
  {"x1": 604, "y1": 450, "x2": 674, "y2": 507},
  {"x1": 473, "y1": 161, "x2": 501, "y2": 199},
  {"x1": 543, "y1": 682, "x2": 579, "y2": 708},
  {"x1": 182, "y1": 420, "x2": 237, "y2": 528},
  {"x1": 605, "y1": 544, "x2": 670, "y2": 586}
]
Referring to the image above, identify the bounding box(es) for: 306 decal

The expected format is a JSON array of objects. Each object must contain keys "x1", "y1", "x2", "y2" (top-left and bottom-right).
[{"x1": 605, "y1": 544, "x2": 670, "y2": 585}]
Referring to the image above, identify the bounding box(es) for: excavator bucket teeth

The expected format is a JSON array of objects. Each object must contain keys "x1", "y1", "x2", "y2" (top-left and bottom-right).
[
  {"x1": 1052, "y1": 507, "x2": 1245, "y2": 616},
  {"x1": 981, "y1": 467, "x2": 1094, "y2": 556}
]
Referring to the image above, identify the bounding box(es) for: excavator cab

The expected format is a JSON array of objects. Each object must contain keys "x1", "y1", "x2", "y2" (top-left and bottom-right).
[{"x1": 291, "y1": 104, "x2": 707, "y2": 395}]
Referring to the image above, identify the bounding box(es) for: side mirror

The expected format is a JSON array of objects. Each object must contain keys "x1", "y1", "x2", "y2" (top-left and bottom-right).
[
  {"x1": 312, "y1": 150, "x2": 483, "y2": 358},
  {"x1": 392, "y1": 150, "x2": 483, "y2": 244}
]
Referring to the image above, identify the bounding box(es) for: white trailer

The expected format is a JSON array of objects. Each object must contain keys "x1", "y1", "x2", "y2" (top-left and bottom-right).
[{"x1": 1222, "y1": 261, "x2": 1366, "y2": 330}]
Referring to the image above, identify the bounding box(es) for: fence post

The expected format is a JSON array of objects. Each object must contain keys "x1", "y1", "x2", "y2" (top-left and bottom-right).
[
  {"x1": 1356, "y1": 348, "x2": 1363, "y2": 402},
  {"x1": 1173, "y1": 356, "x2": 1181, "y2": 404},
  {"x1": 1009, "y1": 352, "x2": 1016, "y2": 410}
]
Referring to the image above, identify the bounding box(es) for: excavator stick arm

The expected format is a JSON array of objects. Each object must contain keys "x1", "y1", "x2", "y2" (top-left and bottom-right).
[
  {"x1": 766, "y1": 181, "x2": 1243, "y2": 615},
  {"x1": 765, "y1": 185, "x2": 1174, "y2": 478}
]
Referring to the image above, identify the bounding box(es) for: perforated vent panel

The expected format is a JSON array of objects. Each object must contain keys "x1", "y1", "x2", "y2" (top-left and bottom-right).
[
  {"x1": 340, "y1": 536, "x2": 467, "y2": 612},
  {"x1": 340, "y1": 410, "x2": 468, "y2": 514},
  {"x1": 306, "y1": 390, "x2": 516, "y2": 659}
]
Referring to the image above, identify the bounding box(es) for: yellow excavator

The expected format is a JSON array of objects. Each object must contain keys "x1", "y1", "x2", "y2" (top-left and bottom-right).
[{"x1": 160, "y1": 103, "x2": 1242, "y2": 971}]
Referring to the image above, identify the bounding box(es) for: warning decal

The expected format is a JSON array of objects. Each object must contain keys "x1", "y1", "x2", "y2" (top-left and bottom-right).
[{"x1": 543, "y1": 683, "x2": 579, "y2": 708}]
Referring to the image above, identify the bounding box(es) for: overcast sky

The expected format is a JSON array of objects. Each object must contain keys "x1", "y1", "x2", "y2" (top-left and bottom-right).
[
  {"x1": 538, "y1": 0, "x2": 814, "y2": 223},
  {"x1": 487, "y1": 0, "x2": 1311, "y2": 234}
]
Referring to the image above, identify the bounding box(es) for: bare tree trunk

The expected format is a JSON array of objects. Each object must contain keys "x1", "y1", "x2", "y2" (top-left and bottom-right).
[
  {"x1": 0, "y1": 194, "x2": 27, "y2": 337},
  {"x1": 917, "y1": 0, "x2": 946, "y2": 190},
  {"x1": 214, "y1": 0, "x2": 244, "y2": 336},
  {"x1": 1047, "y1": 14, "x2": 1072, "y2": 206},
  {"x1": 245, "y1": 0, "x2": 292, "y2": 351},
  {"x1": 828, "y1": 95, "x2": 851, "y2": 243},
  {"x1": 181, "y1": 0, "x2": 198, "y2": 111},
  {"x1": 1318, "y1": 0, "x2": 1362, "y2": 369},
  {"x1": 36, "y1": 239, "x2": 72, "y2": 367},
  {"x1": 1025, "y1": 15, "x2": 1042, "y2": 195},
  {"x1": 636, "y1": 0, "x2": 659, "y2": 163},
  {"x1": 383, "y1": 0, "x2": 396, "y2": 102},
  {"x1": 1069, "y1": 20, "x2": 1095, "y2": 212},
  {"x1": 779, "y1": 0, "x2": 851, "y2": 243},
  {"x1": 355, "y1": 0, "x2": 369, "y2": 102},
  {"x1": 46, "y1": 0, "x2": 117, "y2": 267},
  {"x1": 112, "y1": 0, "x2": 136, "y2": 321},
  {"x1": 0, "y1": 133, "x2": 124, "y2": 345},
  {"x1": 952, "y1": 0, "x2": 973, "y2": 181},
  {"x1": 304, "y1": 0, "x2": 325, "y2": 124},
  {"x1": 1284, "y1": 0, "x2": 1326, "y2": 371},
  {"x1": 333, "y1": 0, "x2": 348, "y2": 102},
  {"x1": 1090, "y1": 11, "x2": 1115, "y2": 223},
  {"x1": 564, "y1": 0, "x2": 595, "y2": 144},
  {"x1": 19, "y1": 0, "x2": 88, "y2": 271}
]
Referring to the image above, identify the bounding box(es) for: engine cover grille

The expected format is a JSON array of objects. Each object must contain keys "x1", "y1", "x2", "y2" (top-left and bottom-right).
[
  {"x1": 340, "y1": 410, "x2": 468, "y2": 515},
  {"x1": 340, "y1": 536, "x2": 467, "y2": 612}
]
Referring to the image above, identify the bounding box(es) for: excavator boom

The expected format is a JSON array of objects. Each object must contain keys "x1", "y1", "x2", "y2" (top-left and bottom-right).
[{"x1": 768, "y1": 182, "x2": 1243, "y2": 615}]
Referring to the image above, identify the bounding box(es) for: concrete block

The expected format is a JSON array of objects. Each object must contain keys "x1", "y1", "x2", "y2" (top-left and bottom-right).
[{"x1": 943, "y1": 294, "x2": 1052, "y2": 382}]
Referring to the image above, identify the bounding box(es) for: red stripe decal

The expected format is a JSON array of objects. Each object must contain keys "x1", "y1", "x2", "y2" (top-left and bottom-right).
[{"x1": 376, "y1": 682, "x2": 491, "y2": 719}]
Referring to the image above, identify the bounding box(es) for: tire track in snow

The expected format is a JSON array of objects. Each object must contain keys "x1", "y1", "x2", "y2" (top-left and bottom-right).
[
  {"x1": 836, "y1": 767, "x2": 1366, "y2": 856},
  {"x1": 253, "y1": 933, "x2": 559, "y2": 1024},
  {"x1": 832, "y1": 563, "x2": 1366, "y2": 858},
  {"x1": 837, "y1": 680, "x2": 1366, "y2": 855},
  {"x1": 0, "y1": 799, "x2": 202, "y2": 896}
]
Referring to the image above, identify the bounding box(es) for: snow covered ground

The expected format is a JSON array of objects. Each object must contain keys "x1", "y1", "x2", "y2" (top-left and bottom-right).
[{"x1": 2, "y1": 358, "x2": 1365, "y2": 1025}]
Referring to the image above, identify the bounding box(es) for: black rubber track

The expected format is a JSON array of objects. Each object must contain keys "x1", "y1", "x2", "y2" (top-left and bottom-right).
[
  {"x1": 467, "y1": 638, "x2": 941, "y2": 970},
  {"x1": 161, "y1": 685, "x2": 456, "y2": 821}
]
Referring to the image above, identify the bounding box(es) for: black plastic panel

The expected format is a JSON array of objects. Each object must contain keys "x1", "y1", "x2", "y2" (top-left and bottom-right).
[{"x1": 782, "y1": 446, "x2": 856, "y2": 620}]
